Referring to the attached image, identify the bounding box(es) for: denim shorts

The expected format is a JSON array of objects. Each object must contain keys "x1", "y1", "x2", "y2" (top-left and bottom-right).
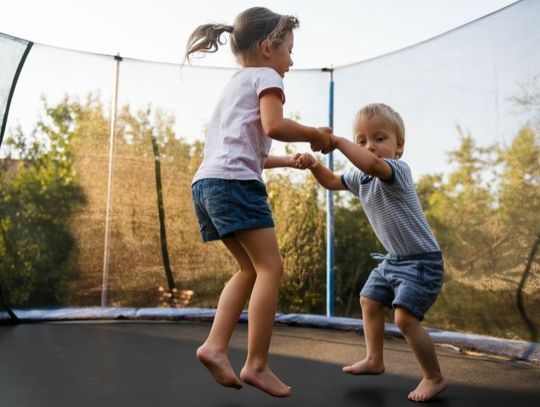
[
  {"x1": 191, "y1": 178, "x2": 274, "y2": 242},
  {"x1": 360, "y1": 252, "x2": 444, "y2": 321}
]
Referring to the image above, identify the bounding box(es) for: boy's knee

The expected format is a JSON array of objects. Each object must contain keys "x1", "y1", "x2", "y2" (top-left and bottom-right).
[
  {"x1": 394, "y1": 307, "x2": 418, "y2": 333},
  {"x1": 360, "y1": 296, "x2": 384, "y2": 314}
]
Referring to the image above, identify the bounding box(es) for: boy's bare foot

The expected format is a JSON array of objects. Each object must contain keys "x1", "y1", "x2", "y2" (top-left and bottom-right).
[
  {"x1": 196, "y1": 345, "x2": 242, "y2": 389},
  {"x1": 342, "y1": 358, "x2": 385, "y2": 375},
  {"x1": 408, "y1": 377, "x2": 448, "y2": 402},
  {"x1": 240, "y1": 365, "x2": 291, "y2": 397}
]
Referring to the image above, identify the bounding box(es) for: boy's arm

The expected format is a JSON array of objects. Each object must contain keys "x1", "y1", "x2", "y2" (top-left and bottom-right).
[
  {"x1": 259, "y1": 93, "x2": 332, "y2": 153},
  {"x1": 333, "y1": 135, "x2": 393, "y2": 180},
  {"x1": 309, "y1": 161, "x2": 347, "y2": 191},
  {"x1": 297, "y1": 154, "x2": 346, "y2": 191}
]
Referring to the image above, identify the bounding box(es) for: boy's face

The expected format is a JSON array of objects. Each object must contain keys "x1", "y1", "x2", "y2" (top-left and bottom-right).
[{"x1": 354, "y1": 115, "x2": 404, "y2": 159}]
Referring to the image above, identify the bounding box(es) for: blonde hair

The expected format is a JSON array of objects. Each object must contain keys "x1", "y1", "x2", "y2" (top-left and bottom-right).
[
  {"x1": 353, "y1": 103, "x2": 405, "y2": 157},
  {"x1": 185, "y1": 7, "x2": 299, "y2": 64}
]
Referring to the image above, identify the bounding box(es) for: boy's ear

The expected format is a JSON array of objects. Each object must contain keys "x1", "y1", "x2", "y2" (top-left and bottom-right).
[{"x1": 396, "y1": 140, "x2": 404, "y2": 158}]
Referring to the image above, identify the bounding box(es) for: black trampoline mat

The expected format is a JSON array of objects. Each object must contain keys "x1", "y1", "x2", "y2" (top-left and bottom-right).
[{"x1": 1, "y1": 321, "x2": 539, "y2": 406}]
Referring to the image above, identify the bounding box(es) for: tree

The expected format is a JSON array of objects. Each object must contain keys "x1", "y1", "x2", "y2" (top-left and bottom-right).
[
  {"x1": 418, "y1": 132, "x2": 500, "y2": 275},
  {"x1": 68, "y1": 99, "x2": 237, "y2": 307},
  {"x1": 497, "y1": 126, "x2": 540, "y2": 272},
  {"x1": 333, "y1": 198, "x2": 383, "y2": 316},
  {"x1": 266, "y1": 170, "x2": 327, "y2": 313},
  {"x1": 0, "y1": 97, "x2": 86, "y2": 306}
]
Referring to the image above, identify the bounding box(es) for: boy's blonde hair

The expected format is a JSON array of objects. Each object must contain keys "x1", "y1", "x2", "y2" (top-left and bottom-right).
[{"x1": 353, "y1": 103, "x2": 405, "y2": 157}]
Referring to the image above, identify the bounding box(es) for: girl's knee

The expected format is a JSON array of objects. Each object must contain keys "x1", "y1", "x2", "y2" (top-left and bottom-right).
[
  {"x1": 270, "y1": 258, "x2": 284, "y2": 277},
  {"x1": 255, "y1": 261, "x2": 284, "y2": 278},
  {"x1": 233, "y1": 258, "x2": 256, "y2": 279},
  {"x1": 274, "y1": 263, "x2": 284, "y2": 278},
  {"x1": 238, "y1": 263, "x2": 256, "y2": 275}
]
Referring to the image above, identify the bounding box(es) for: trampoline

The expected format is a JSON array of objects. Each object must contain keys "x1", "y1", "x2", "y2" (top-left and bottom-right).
[
  {"x1": 1, "y1": 319, "x2": 539, "y2": 407},
  {"x1": 1, "y1": 1, "x2": 540, "y2": 406}
]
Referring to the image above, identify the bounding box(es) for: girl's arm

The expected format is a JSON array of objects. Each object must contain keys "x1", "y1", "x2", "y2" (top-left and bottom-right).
[
  {"x1": 332, "y1": 135, "x2": 393, "y2": 180},
  {"x1": 264, "y1": 154, "x2": 296, "y2": 169},
  {"x1": 259, "y1": 92, "x2": 332, "y2": 152}
]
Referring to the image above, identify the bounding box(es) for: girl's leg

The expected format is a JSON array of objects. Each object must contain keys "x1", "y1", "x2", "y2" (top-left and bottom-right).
[
  {"x1": 394, "y1": 307, "x2": 448, "y2": 402},
  {"x1": 196, "y1": 235, "x2": 257, "y2": 389},
  {"x1": 343, "y1": 296, "x2": 386, "y2": 375},
  {"x1": 234, "y1": 227, "x2": 291, "y2": 398}
]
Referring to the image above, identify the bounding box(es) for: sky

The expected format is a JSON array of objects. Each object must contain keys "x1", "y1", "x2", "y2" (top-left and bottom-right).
[
  {"x1": 1, "y1": 0, "x2": 531, "y2": 180},
  {"x1": 0, "y1": 0, "x2": 517, "y2": 68}
]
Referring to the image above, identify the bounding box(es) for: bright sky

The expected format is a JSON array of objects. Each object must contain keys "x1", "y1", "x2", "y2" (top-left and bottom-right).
[
  {"x1": 1, "y1": 0, "x2": 529, "y2": 180},
  {"x1": 0, "y1": 0, "x2": 517, "y2": 68}
]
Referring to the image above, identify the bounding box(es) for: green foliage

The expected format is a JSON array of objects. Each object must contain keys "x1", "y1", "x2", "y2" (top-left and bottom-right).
[
  {"x1": 419, "y1": 133, "x2": 501, "y2": 274},
  {"x1": 418, "y1": 125, "x2": 540, "y2": 340},
  {"x1": 66, "y1": 98, "x2": 236, "y2": 307},
  {"x1": 1, "y1": 90, "x2": 539, "y2": 341},
  {"x1": 0, "y1": 97, "x2": 86, "y2": 306},
  {"x1": 333, "y1": 198, "x2": 383, "y2": 316},
  {"x1": 266, "y1": 171, "x2": 326, "y2": 313}
]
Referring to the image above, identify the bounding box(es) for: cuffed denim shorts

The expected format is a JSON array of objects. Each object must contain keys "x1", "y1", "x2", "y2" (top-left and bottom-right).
[
  {"x1": 360, "y1": 252, "x2": 444, "y2": 321},
  {"x1": 191, "y1": 178, "x2": 274, "y2": 242}
]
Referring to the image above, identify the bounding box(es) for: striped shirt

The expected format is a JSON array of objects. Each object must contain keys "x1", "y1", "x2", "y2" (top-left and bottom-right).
[{"x1": 341, "y1": 159, "x2": 440, "y2": 256}]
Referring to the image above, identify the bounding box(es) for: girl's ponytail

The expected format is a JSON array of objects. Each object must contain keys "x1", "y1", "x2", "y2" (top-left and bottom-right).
[
  {"x1": 184, "y1": 8, "x2": 298, "y2": 64},
  {"x1": 185, "y1": 24, "x2": 234, "y2": 62}
]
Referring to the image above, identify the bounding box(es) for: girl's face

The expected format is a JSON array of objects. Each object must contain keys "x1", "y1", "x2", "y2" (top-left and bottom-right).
[
  {"x1": 354, "y1": 115, "x2": 404, "y2": 159},
  {"x1": 266, "y1": 31, "x2": 294, "y2": 77}
]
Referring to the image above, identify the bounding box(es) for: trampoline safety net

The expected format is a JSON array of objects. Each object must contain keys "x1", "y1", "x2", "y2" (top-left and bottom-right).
[{"x1": 0, "y1": 0, "x2": 539, "y2": 356}]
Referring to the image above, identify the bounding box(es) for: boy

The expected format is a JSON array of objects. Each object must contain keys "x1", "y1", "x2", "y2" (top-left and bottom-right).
[{"x1": 296, "y1": 103, "x2": 448, "y2": 402}]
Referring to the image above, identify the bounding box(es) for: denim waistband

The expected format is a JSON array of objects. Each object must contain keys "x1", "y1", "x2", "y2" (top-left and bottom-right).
[{"x1": 370, "y1": 251, "x2": 443, "y2": 262}]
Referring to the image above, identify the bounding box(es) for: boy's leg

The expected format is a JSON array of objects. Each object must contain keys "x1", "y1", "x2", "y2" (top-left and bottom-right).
[
  {"x1": 343, "y1": 296, "x2": 386, "y2": 375},
  {"x1": 234, "y1": 227, "x2": 291, "y2": 398},
  {"x1": 196, "y1": 235, "x2": 256, "y2": 389},
  {"x1": 394, "y1": 307, "x2": 448, "y2": 402}
]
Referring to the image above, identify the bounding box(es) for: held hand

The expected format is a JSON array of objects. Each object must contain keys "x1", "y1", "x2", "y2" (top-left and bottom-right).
[
  {"x1": 310, "y1": 127, "x2": 333, "y2": 153},
  {"x1": 294, "y1": 153, "x2": 317, "y2": 170},
  {"x1": 329, "y1": 134, "x2": 340, "y2": 151},
  {"x1": 291, "y1": 153, "x2": 303, "y2": 169}
]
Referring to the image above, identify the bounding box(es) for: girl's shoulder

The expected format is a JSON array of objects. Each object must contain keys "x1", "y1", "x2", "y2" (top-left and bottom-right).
[{"x1": 237, "y1": 67, "x2": 281, "y2": 81}]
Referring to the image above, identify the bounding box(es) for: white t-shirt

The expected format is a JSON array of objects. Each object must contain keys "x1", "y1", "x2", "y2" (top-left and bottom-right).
[{"x1": 192, "y1": 67, "x2": 285, "y2": 184}]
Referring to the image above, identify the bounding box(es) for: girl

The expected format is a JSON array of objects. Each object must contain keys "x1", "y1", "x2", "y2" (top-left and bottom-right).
[{"x1": 185, "y1": 7, "x2": 332, "y2": 398}]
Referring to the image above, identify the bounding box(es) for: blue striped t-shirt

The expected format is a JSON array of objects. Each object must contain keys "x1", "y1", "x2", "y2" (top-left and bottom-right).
[{"x1": 341, "y1": 159, "x2": 440, "y2": 256}]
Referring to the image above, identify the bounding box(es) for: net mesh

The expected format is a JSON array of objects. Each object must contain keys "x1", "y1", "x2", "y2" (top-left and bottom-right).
[
  {"x1": 0, "y1": 0, "x2": 539, "y2": 344},
  {"x1": 0, "y1": 33, "x2": 31, "y2": 143}
]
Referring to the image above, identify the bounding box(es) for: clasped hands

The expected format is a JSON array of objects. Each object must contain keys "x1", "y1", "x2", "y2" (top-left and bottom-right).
[
  {"x1": 292, "y1": 127, "x2": 336, "y2": 170},
  {"x1": 309, "y1": 127, "x2": 335, "y2": 155}
]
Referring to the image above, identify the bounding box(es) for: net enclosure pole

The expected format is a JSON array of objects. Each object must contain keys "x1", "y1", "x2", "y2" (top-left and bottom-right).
[
  {"x1": 323, "y1": 67, "x2": 335, "y2": 316},
  {"x1": 101, "y1": 54, "x2": 122, "y2": 308}
]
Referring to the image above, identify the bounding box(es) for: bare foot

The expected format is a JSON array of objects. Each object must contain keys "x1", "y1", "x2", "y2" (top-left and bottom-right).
[
  {"x1": 342, "y1": 358, "x2": 385, "y2": 375},
  {"x1": 196, "y1": 345, "x2": 242, "y2": 389},
  {"x1": 408, "y1": 377, "x2": 448, "y2": 402},
  {"x1": 240, "y1": 365, "x2": 291, "y2": 397}
]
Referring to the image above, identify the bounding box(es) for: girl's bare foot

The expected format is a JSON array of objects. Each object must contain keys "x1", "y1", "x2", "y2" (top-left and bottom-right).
[
  {"x1": 240, "y1": 365, "x2": 291, "y2": 397},
  {"x1": 408, "y1": 377, "x2": 448, "y2": 402},
  {"x1": 342, "y1": 358, "x2": 385, "y2": 375},
  {"x1": 196, "y1": 345, "x2": 242, "y2": 389}
]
